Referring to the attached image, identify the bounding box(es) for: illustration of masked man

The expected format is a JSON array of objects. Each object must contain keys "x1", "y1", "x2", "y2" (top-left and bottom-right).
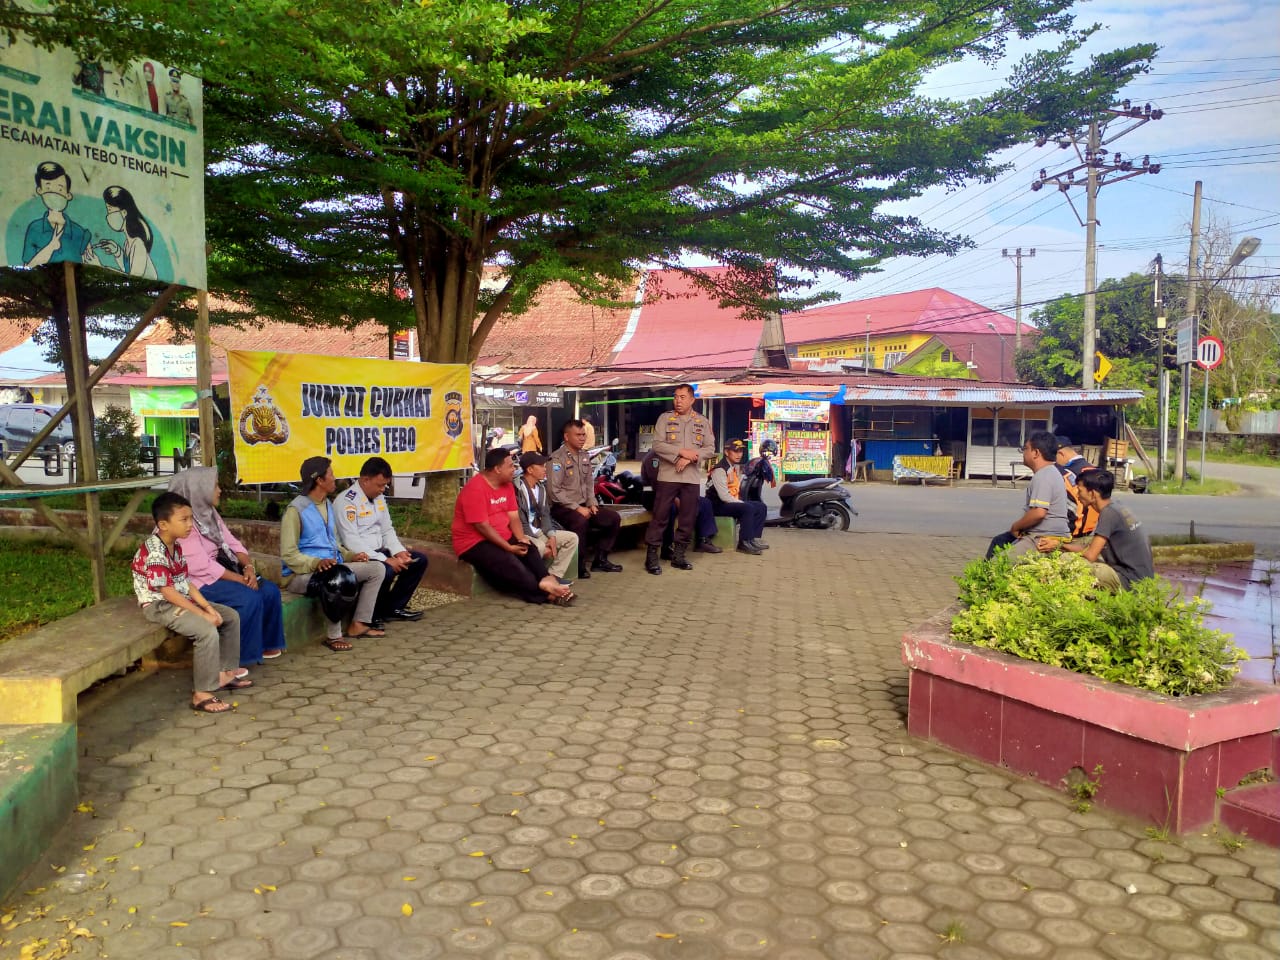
[{"x1": 23, "y1": 161, "x2": 99, "y2": 267}]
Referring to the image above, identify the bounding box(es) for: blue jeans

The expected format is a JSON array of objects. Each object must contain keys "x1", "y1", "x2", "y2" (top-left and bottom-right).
[{"x1": 200, "y1": 577, "x2": 286, "y2": 665}]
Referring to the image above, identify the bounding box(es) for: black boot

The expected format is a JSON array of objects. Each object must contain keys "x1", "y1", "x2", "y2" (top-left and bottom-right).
[
  {"x1": 592, "y1": 551, "x2": 623, "y2": 573},
  {"x1": 670, "y1": 543, "x2": 693, "y2": 570},
  {"x1": 645, "y1": 544, "x2": 663, "y2": 575}
]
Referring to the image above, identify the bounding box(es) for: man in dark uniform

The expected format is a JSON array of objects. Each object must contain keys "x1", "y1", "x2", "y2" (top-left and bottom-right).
[
  {"x1": 643, "y1": 384, "x2": 717, "y2": 574},
  {"x1": 548, "y1": 419, "x2": 623, "y2": 579}
]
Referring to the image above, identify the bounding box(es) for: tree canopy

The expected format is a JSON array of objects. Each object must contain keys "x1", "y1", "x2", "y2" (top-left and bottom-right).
[
  {"x1": 6, "y1": 0, "x2": 1156, "y2": 363},
  {"x1": 1018, "y1": 252, "x2": 1279, "y2": 427}
]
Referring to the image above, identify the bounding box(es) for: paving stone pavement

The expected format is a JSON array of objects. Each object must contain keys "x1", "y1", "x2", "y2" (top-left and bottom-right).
[{"x1": 3, "y1": 531, "x2": 1278, "y2": 960}]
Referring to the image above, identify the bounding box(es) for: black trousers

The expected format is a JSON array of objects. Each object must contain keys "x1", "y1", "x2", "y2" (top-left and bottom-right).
[
  {"x1": 986, "y1": 531, "x2": 1017, "y2": 559},
  {"x1": 712, "y1": 499, "x2": 767, "y2": 542},
  {"x1": 551, "y1": 503, "x2": 621, "y2": 575},
  {"x1": 646, "y1": 481, "x2": 699, "y2": 546},
  {"x1": 374, "y1": 549, "x2": 429, "y2": 616},
  {"x1": 460, "y1": 538, "x2": 551, "y2": 603},
  {"x1": 664, "y1": 496, "x2": 717, "y2": 548}
]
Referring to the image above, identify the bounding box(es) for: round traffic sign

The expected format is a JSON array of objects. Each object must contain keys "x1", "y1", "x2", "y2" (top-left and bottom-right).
[{"x1": 1196, "y1": 336, "x2": 1224, "y2": 371}]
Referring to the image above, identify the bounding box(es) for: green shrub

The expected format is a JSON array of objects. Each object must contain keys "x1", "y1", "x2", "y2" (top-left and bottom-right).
[
  {"x1": 951, "y1": 551, "x2": 1245, "y2": 697},
  {"x1": 93, "y1": 404, "x2": 144, "y2": 480}
]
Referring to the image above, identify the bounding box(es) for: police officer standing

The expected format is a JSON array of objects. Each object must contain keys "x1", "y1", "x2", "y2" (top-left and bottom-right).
[
  {"x1": 549, "y1": 419, "x2": 623, "y2": 579},
  {"x1": 643, "y1": 384, "x2": 717, "y2": 574},
  {"x1": 335, "y1": 456, "x2": 428, "y2": 625}
]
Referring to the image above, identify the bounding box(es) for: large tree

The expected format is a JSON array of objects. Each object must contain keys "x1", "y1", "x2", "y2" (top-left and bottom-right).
[{"x1": 10, "y1": 0, "x2": 1155, "y2": 365}]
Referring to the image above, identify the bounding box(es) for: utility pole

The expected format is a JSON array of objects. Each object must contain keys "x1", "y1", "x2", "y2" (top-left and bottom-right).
[
  {"x1": 1002, "y1": 247, "x2": 1035, "y2": 360},
  {"x1": 1152, "y1": 253, "x2": 1168, "y2": 479},
  {"x1": 1176, "y1": 181, "x2": 1202, "y2": 485},
  {"x1": 1032, "y1": 101, "x2": 1163, "y2": 389}
]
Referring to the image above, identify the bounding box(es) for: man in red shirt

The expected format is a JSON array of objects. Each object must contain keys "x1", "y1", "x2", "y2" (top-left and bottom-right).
[{"x1": 453, "y1": 448, "x2": 575, "y2": 605}]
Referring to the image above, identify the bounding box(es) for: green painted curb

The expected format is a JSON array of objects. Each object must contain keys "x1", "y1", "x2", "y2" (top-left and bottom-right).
[{"x1": 0, "y1": 723, "x2": 77, "y2": 904}]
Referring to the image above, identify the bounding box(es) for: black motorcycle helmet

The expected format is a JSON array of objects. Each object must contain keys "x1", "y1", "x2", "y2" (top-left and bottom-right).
[
  {"x1": 307, "y1": 565, "x2": 360, "y2": 623},
  {"x1": 760, "y1": 439, "x2": 779, "y2": 456}
]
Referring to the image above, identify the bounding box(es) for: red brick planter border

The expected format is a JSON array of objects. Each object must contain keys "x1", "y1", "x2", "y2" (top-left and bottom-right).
[{"x1": 903, "y1": 607, "x2": 1280, "y2": 834}]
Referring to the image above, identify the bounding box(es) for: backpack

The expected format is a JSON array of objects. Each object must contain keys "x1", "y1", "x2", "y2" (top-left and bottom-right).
[
  {"x1": 640, "y1": 451, "x2": 661, "y2": 487},
  {"x1": 1059, "y1": 462, "x2": 1098, "y2": 537}
]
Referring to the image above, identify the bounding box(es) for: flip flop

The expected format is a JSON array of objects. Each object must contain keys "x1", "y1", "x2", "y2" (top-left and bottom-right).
[
  {"x1": 323, "y1": 638, "x2": 354, "y2": 652},
  {"x1": 344, "y1": 628, "x2": 386, "y2": 639},
  {"x1": 191, "y1": 696, "x2": 232, "y2": 713},
  {"x1": 220, "y1": 678, "x2": 253, "y2": 691},
  {"x1": 261, "y1": 649, "x2": 284, "y2": 660},
  {"x1": 551, "y1": 591, "x2": 576, "y2": 607}
]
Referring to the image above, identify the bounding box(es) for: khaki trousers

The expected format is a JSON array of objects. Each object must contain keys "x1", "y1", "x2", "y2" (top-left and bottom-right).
[{"x1": 528, "y1": 529, "x2": 579, "y2": 580}]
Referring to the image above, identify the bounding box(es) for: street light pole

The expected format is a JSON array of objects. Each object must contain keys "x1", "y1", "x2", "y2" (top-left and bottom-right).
[
  {"x1": 987, "y1": 322, "x2": 1009, "y2": 380},
  {"x1": 1082, "y1": 121, "x2": 1100, "y2": 389},
  {"x1": 1176, "y1": 227, "x2": 1261, "y2": 484},
  {"x1": 1176, "y1": 182, "x2": 1202, "y2": 485},
  {"x1": 1003, "y1": 247, "x2": 1035, "y2": 361}
]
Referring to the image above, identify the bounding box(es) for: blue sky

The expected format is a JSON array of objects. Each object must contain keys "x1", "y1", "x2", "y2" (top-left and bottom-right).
[{"x1": 805, "y1": 0, "x2": 1280, "y2": 317}]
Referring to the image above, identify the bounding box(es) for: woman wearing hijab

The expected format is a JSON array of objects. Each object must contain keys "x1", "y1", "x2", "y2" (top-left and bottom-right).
[
  {"x1": 518, "y1": 415, "x2": 542, "y2": 454},
  {"x1": 168, "y1": 467, "x2": 285, "y2": 664}
]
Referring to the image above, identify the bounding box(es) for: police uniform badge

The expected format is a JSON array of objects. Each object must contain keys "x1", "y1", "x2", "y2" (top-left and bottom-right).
[{"x1": 444, "y1": 390, "x2": 465, "y2": 439}]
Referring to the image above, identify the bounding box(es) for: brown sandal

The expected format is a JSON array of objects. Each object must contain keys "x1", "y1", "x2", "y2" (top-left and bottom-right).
[{"x1": 323, "y1": 638, "x2": 354, "y2": 652}]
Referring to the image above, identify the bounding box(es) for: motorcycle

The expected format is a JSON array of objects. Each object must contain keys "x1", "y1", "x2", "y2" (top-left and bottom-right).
[
  {"x1": 742, "y1": 453, "x2": 856, "y2": 530},
  {"x1": 614, "y1": 469, "x2": 646, "y2": 504},
  {"x1": 590, "y1": 440, "x2": 627, "y2": 504}
]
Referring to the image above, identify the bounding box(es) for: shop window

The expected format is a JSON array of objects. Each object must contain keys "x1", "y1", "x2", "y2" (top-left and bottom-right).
[{"x1": 997, "y1": 418, "x2": 1023, "y2": 447}]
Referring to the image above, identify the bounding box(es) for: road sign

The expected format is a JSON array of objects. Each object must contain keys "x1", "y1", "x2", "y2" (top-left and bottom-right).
[
  {"x1": 1196, "y1": 336, "x2": 1224, "y2": 371},
  {"x1": 1093, "y1": 351, "x2": 1113, "y2": 384},
  {"x1": 1175, "y1": 316, "x2": 1197, "y2": 365}
]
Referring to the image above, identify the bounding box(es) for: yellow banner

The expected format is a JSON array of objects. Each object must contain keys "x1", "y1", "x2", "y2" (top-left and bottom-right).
[{"x1": 228, "y1": 350, "x2": 472, "y2": 483}]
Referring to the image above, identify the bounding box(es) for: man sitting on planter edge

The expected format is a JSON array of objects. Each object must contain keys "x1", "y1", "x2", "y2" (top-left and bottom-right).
[
  {"x1": 985, "y1": 431, "x2": 1070, "y2": 560},
  {"x1": 1035, "y1": 468, "x2": 1154, "y2": 592}
]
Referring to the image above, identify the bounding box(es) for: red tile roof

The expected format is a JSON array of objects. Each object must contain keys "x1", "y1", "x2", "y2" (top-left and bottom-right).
[
  {"x1": 917, "y1": 330, "x2": 1040, "y2": 383},
  {"x1": 785, "y1": 287, "x2": 1034, "y2": 344},
  {"x1": 0, "y1": 319, "x2": 41, "y2": 354},
  {"x1": 608, "y1": 267, "x2": 768, "y2": 369},
  {"x1": 474, "y1": 278, "x2": 637, "y2": 369}
]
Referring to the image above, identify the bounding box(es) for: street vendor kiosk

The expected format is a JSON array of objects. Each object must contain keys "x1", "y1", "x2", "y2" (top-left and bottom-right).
[{"x1": 749, "y1": 398, "x2": 832, "y2": 480}]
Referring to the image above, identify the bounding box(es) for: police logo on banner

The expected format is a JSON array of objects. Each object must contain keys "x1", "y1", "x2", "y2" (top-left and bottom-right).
[
  {"x1": 239, "y1": 386, "x2": 290, "y2": 446},
  {"x1": 444, "y1": 391, "x2": 465, "y2": 439}
]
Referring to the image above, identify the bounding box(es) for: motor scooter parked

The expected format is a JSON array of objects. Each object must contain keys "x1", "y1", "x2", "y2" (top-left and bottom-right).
[{"x1": 742, "y1": 448, "x2": 856, "y2": 530}]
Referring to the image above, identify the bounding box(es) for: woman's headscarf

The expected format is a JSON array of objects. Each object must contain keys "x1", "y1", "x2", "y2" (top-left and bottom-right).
[{"x1": 167, "y1": 466, "x2": 226, "y2": 550}]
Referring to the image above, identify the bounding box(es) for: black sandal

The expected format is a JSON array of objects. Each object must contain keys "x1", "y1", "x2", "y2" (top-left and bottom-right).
[
  {"x1": 191, "y1": 696, "x2": 232, "y2": 713},
  {"x1": 323, "y1": 638, "x2": 353, "y2": 652}
]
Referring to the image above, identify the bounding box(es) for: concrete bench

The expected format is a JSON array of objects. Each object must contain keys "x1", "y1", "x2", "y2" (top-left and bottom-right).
[{"x1": 0, "y1": 592, "x2": 324, "y2": 725}]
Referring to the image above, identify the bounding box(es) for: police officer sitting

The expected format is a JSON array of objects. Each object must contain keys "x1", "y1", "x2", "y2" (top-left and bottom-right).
[
  {"x1": 548, "y1": 419, "x2": 623, "y2": 579},
  {"x1": 335, "y1": 456, "x2": 428, "y2": 624}
]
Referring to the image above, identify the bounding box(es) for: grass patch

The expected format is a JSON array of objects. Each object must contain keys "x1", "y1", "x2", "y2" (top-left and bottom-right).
[
  {"x1": 0, "y1": 537, "x2": 136, "y2": 643},
  {"x1": 1205, "y1": 450, "x2": 1280, "y2": 468},
  {"x1": 387, "y1": 503, "x2": 452, "y2": 545},
  {"x1": 1145, "y1": 477, "x2": 1240, "y2": 496}
]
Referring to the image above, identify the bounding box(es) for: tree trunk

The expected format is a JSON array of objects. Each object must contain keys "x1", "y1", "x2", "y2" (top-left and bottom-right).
[{"x1": 419, "y1": 467, "x2": 467, "y2": 527}]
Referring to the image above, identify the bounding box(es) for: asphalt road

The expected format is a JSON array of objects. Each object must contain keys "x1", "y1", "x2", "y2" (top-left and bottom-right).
[
  {"x1": 845, "y1": 478, "x2": 1280, "y2": 554},
  {"x1": 6, "y1": 454, "x2": 1278, "y2": 553}
]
